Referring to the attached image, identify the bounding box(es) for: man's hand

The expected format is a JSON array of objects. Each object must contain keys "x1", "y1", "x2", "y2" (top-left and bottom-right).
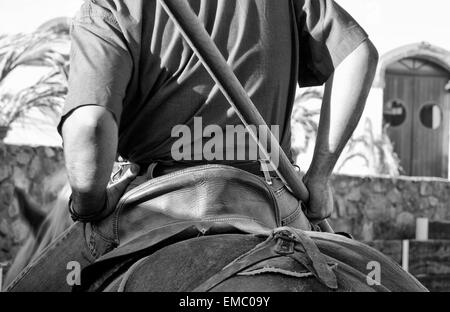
[
  {"x1": 302, "y1": 174, "x2": 333, "y2": 223},
  {"x1": 74, "y1": 163, "x2": 140, "y2": 222}
]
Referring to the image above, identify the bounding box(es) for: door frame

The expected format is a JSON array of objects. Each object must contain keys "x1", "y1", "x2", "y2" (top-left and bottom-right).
[
  {"x1": 377, "y1": 43, "x2": 450, "y2": 178},
  {"x1": 375, "y1": 42, "x2": 450, "y2": 89}
]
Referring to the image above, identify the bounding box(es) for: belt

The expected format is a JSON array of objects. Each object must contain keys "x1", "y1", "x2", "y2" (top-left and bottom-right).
[{"x1": 139, "y1": 161, "x2": 279, "y2": 179}]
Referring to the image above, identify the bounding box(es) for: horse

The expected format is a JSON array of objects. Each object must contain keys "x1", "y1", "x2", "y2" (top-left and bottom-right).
[
  {"x1": 4, "y1": 183, "x2": 72, "y2": 286},
  {"x1": 5, "y1": 169, "x2": 428, "y2": 292}
]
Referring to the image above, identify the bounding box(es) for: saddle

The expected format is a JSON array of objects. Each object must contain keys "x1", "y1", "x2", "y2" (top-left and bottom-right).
[
  {"x1": 77, "y1": 163, "x2": 312, "y2": 290},
  {"x1": 91, "y1": 163, "x2": 310, "y2": 245}
]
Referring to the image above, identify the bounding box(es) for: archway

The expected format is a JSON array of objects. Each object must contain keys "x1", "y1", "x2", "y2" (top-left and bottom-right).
[{"x1": 378, "y1": 43, "x2": 450, "y2": 178}]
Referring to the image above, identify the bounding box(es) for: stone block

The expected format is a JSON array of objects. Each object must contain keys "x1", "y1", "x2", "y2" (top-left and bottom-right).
[
  {"x1": 387, "y1": 188, "x2": 402, "y2": 204},
  {"x1": 346, "y1": 201, "x2": 359, "y2": 216},
  {"x1": 372, "y1": 180, "x2": 387, "y2": 193},
  {"x1": 346, "y1": 187, "x2": 361, "y2": 202},
  {"x1": 15, "y1": 148, "x2": 33, "y2": 166},
  {"x1": 365, "y1": 195, "x2": 390, "y2": 219},
  {"x1": 28, "y1": 156, "x2": 42, "y2": 179},
  {"x1": 0, "y1": 183, "x2": 14, "y2": 211},
  {"x1": 334, "y1": 196, "x2": 347, "y2": 217},
  {"x1": 428, "y1": 196, "x2": 439, "y2": 207},
  {"x1": 44, "y1": 147, "x2": 56, "y2": 158},
  {"x1": 42, "y1": 157, "x2": 63, "y2": 176},
  {"x1": 434, "y1": 204, "x2": 450, "y2": 220},
  {"x1": 8, "y1": 198, "x2": 19, "y2": 218},
  {"x1": 11, "y1": 220, "x2": 29, "y2": 243},
  {"x1": 0, "y1": 219, "x2": 10, "y2": 237},
  {"x1": 396, "y1": 211, "x2": 415, "y2": 227},
  {"x1": 0, "y1": 165, "x2": 11, "y2": 182},
  {"x1": 12, "y1": 167, "x2": 30, "y2": 190},
  {"x1": 420, "y1": 181, "x2": 433, "y2": 196}
]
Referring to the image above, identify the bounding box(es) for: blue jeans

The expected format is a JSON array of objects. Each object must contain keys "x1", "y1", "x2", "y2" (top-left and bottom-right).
[{"x1": 5, "y1": 220, "x2": 118, "y2": 291}]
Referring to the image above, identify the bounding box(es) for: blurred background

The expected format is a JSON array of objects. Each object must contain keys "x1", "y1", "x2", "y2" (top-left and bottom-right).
[{"x1": 0, "y1": 0, "x2": 449, "y2": 291}]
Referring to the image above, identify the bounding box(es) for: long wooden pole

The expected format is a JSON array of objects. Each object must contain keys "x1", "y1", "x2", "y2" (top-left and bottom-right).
[{"x1": 158, "y1": 0, "x2": 333, "y2": 233}]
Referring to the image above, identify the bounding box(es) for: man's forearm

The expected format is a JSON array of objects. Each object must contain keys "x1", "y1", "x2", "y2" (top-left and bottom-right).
[
  {"x1": 61, "y1": 105, "x2": 118, "y2": 215},
  {"x1": 307, "y1": 40, "x2": 378, "y2": 180}
]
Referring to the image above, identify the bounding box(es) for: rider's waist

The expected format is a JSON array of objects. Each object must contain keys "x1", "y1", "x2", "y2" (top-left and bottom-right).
[{"x1": 139, "y1": 160, "x2": 276, "y2": 178}]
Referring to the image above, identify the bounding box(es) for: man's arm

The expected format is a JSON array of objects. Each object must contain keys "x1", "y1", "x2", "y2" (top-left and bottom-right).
[
  {"x1": 61, "y1": 106, "x2": 118, "y2": 217},
  {"x1": 304, "y1": 39, "x2": 379, "y2": 222}
]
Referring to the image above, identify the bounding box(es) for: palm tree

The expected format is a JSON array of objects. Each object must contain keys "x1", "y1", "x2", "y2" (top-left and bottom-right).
[{"x1": 0, "y1": 28, "x2": 69, "y2": 140}]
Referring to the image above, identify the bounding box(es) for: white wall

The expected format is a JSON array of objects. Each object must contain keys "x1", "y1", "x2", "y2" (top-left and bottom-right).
[
  {"x1": 336, "y1": 0, "x2": 450, "y2": 55},
  {"x1": 0, "y1": 0, "x2": 82, "y2": 35}
]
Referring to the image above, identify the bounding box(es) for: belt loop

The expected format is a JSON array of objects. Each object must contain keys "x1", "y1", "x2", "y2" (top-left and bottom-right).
[{"x1": 259, "y1": 159, "x2": 273, "y2": 185}]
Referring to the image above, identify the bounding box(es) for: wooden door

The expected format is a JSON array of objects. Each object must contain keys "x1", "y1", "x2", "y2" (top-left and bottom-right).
[{"x1": 384, "y1": 58, "x2": 450, "y2": 178}]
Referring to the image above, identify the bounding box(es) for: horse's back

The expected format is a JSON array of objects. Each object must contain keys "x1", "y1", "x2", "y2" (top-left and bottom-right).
[
  {"x1": 309, "y1": 232, "x2": 426, "y2": 292},
  {"x1": 97, "y1": 231, "x2": 427, "y2": 292}
]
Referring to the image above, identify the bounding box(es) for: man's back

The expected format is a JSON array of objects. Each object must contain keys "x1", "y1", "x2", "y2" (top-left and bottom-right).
[
  {"x1": 65, "y1": 0, "x2": 296, "y2": 164},
  {"x1": 62, "y1": 0, "x2": 366, "y2": 166}
]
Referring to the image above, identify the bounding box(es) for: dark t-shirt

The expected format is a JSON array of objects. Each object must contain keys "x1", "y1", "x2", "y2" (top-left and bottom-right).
[{"x1": 59, "y1": 0, "x2": 367, "y2": 165}]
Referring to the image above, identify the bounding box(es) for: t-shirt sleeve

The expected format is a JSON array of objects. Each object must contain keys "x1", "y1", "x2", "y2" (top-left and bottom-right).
[
  {"x1": 57, "y1": 0, "x2": 132, "y2": 134},
  {"x1": 294, "y1": 0, "x2": 368, "y2": 87}
]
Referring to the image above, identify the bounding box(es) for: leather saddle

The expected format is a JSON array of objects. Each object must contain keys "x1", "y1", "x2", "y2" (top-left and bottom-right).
[
  {"x1": 77, "y1": 164, "x2": 312, "y2": 291},
  {"x1": 94, "y1": 164, "x2": 285, "y2": 246}
]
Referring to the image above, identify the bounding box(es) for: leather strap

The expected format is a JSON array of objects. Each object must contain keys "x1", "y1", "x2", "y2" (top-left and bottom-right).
[{"x1": 193, "y1": 227, "x2": 338, "y2": 292}]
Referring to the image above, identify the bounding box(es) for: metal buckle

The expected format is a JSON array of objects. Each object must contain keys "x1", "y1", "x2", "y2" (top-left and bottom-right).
[{"x1": 274, "y1": 229, "x2": 298, "y2": 255}]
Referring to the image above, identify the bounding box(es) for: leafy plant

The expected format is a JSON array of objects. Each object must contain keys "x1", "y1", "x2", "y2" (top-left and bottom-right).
[
  {"x1": 291, "y1": 87, "x2": 322, "y2": 159},
  {"x1": 0, "y1": 30, "x2": 69, "y2": 128},
  {"x1": 291, "y1": 87, "x2": 402, "y2": 176},
  {"x1": 336, "y1": 120, "x2": 402, "y2": 176}
]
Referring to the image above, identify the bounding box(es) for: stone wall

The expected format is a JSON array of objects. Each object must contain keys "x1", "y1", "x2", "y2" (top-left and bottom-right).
[
  {"x1": 1, "y1": 144, "x2": 450, "y2": 271},
  {"x1": 329, "y1": 174, "x2": 450, "y2": 241},
  {"x1": 0, "y1": 144, "x2": 65, "y2": 267}
]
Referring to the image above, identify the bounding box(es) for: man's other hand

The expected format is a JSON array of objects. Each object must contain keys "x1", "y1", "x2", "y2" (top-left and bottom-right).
[
  {"x1": 302, "y1": 174, "x2": 334, "y2": 223},
  {"x1": 95, "y1": 163, "x2": 140, "y2": 221}
]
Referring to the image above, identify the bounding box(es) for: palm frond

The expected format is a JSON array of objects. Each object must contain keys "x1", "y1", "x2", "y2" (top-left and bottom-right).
[
  {"x1": 0, "y1": 29, "x2": 69, "y2": 127},
  {"x1": 0, "y1": 31, "x2": 69, "y2": 85}
]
